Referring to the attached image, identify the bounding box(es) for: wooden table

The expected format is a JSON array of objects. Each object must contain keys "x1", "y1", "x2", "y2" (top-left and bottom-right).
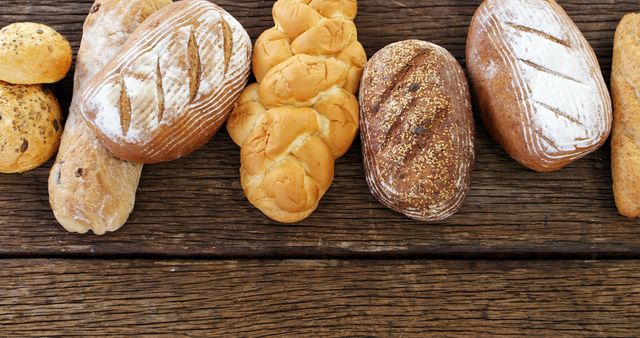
[{"x1": 2, "y1": 0, "x2": 640, "y2": 336}]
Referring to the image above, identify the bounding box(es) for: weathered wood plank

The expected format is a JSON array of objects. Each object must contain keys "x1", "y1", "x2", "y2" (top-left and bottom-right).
[
  {"x1": 1, "y1": 259, "x2": 639, "y2": 336},
  {"x1": 0, "y1": 1, "x2": 639, "y2": 257}
]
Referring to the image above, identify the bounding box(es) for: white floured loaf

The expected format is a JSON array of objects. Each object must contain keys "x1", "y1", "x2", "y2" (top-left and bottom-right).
[
  {"x1": 80, "y1": 0, "x2": 251, "y2": 164},
  {"x1": 466, "y1": 0, "x2": 612, "y2": 172}
]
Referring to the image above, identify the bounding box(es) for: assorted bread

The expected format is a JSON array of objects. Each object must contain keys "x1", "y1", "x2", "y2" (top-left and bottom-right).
[
  {"x1": 227, "y1": 0, "x2": 367, "y2": 223},
  {"x1": 360, "y1": 40, "x2": 475, "y2": 221},
  {"x1": 2, "y1": 1, "x2": 639, "y2": 230},
  {"x1": 79, "y1": 0, "x2": 251, "y2": 164},
  {"x1": 466, "y1": 0, "x2": 612, "y2": 172},
  {"x1": 49, "y1": 0, "x2": 170, "y2": 235},
  {"x1": 611, "y1": 13, "x2": 640, "y2": 218}
]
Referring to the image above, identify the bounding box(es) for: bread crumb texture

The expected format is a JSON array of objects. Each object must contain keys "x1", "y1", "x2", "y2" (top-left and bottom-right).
[
  {"x1": 0, "y1": 22, "x2": 72, "y2": 84},
  {"x1": 0, "y1": 81, "x2": 62, "y2": 173}
]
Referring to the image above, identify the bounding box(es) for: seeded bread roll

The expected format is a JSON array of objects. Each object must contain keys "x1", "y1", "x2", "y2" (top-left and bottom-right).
[
  {"x1": 0, "y1": 23, "x2": 72, "y2": 84},
  {"x1": 49, "y1": 0, "x2": 170, "y2": 235},
  {"x1": 466, "y1": 0, "x2": 612, "y2": 172},
  {"x1": 0, "y1": 81, "x2": 62, "y2": 173},
  {"x1": 79, "y1": 0, "x2": 251, "y2": 164},
  {"x1": 360, "y1": 40, "x2": 475, "y2": 221},
  {"x1": 611, "y1": 13, "x2": 640, "y2": 218}
]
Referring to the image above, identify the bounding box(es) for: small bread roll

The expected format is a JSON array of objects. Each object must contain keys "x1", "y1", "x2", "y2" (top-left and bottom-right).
[
  {"x1": 0, "y1": 23, "x2": 72, "y2": 84},
  {"x1": 0, "y1": 81, "x2": 63, "y2": 173}
]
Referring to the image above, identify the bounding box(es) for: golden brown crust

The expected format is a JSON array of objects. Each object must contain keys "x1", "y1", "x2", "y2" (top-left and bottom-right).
[
  {"x1": 611, "y1": 13, "x2": 640, "y2": 218},
  {"x1": 0, "y1": 23, "x2": 72, "y2": 84},
  {"x1": 466, "y1": 0, "x2": 611, "y2": 172},
  {"x1": 0, "y1": 82, "x2": 62, "y2": 173},
  {"x1": 227, "y1": 0, "x2": 366, "y2": 223},
  {"x1": 48, "y1": 0, "x2": 170, "y2": 235},
  {"x1": 359, "y1": 40, "x2": 475, "y2": 221}
]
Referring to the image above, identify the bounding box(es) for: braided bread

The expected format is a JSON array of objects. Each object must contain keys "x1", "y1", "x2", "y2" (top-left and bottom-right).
[{"x1": 227, "y1": 0, "x2": 367, "y2": 223}]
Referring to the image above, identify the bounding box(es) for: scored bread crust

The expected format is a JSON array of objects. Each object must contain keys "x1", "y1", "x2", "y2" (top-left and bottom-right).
[
  {"x1": 48, "y1": 0, "x2": 171, "y2": 235},
  {"x1": 611, "y1": 13, "x2": 640, "y2": 218},
  {"x1": 79, "y1": 0, "x2": 252, "y2": 164},
  {"x1": 359, "y1": 40, "x2": 475, "y2": 222},
  {"x1": 227, "y1": 0, "x2": 367, "y2": 223},
  {"x1": 466, "y1": 0, "x2": 612, "y2": 172}
]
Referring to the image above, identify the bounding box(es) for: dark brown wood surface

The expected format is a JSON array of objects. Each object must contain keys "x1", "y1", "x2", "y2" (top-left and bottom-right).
[
  {"x1": 1, "y1": 0, "x2": 639, "y2": 257},
  {"x1": 2, "y1": 1, "x2": 640, "y2": 335},
  {"x1": 1, "y1": 259, "x2": 639, "y2": 336}
]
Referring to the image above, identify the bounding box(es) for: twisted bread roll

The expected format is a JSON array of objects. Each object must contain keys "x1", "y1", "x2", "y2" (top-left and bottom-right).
[{"x1": 227, "y1": 0, "x2": 366, "y2": 223}]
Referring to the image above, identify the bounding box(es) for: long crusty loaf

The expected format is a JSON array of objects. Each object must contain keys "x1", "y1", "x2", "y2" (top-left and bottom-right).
[
  {"x1": 466, "y1": 0, "x2": 612, "y2": 172},
  {"x1": 611, "y1": 13, "x2": 640, "y2": 218},
  {"x1": 360, "y1": 40, "x2": 475, "y2": 222},
  {"x1": 48, "y1": 0, "x2": 170, "y2": 235},
  {"x1": 79, "y1": 0, "x2": 251, "y2": 164},
  {"x1": 227, "y1": 0, "x2": 367, "y2": 223}
]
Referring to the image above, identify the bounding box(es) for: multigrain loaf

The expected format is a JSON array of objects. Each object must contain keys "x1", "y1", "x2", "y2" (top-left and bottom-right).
[
  {"x1": 360, "y1": 40, "x2": 475, "y2": 221},
  {"x1": 0, "y1": 23, "x2": 72, "y2": 84},
  {"x1": 227, "y1": 0, "x2": 367, "y2": 223},
  {"x1": 0, "y1": 82, "x2": 62, "y2": 173},
  {"x1": 611, "y1": 13, "x2": 640, "y2": 218},
  {"x1": 79, "y1": 0, "x2": 251, "y2": 164},
  {"x1": 466, "y1": 0, "x2": 612, "y2": 172},
  {"x1": 49, "y1": 0, "x2": 170, "y2": 235}
]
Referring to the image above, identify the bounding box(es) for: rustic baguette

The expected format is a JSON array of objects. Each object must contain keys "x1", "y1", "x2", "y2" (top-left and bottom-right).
[
  {"x1": 360, "y1": 40, "x2": 475, "y2": 221},
  {"x1": 79, "y1": 0, "x2": 251, "y2": 164},
  {"x1": 227, "y1": 0, "x2": 367, "y2": 223},
  {"x1": 466, "y1": 0, "x2": 612, "y2": 172},
  {"x1": 611, "y1": 13, "x2": 640, "y2": 218},
  {"x1": 48, "y1": 0, "x2": 170, "y2": 235}
]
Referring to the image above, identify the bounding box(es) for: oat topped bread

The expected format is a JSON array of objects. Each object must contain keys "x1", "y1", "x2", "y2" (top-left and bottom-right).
[{"x1": 360, "y1": 40, "x2": 475, "y2": 221}]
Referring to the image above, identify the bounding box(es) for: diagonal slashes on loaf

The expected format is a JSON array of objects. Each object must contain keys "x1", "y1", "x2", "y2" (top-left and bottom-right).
[
  {"x1": 80, "y1": 0, "x2": 251, "y2": 164},
  {"x1": 227, "y1": 0, "x2": 367, "y2": 223}
]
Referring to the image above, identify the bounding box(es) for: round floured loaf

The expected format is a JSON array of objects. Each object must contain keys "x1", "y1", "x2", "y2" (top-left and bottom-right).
[
  {"x1": 0, "y1": 22, "x2": 72, "y2": 85},
  {"x1": 227, "y1": 0, "x2": 367, "y2": 223},
  {"x1": 79, "y1": 0, "x2": 251, "y2": 164},
  {"x1": 466, "y1": 0, "x2": 612, "y2": 172},
  {"x1": 360, "y1": 40, "x2": 475, "y2": 222},
  {"x1": 0, "y1": 82, "x2": 63, "y2": 173}
]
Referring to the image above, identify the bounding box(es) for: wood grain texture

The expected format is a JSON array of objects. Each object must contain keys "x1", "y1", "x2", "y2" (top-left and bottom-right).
[
  {"x1": 1, "y1": 0, "x2": 640, "y2": 257},
  {"x1": 1, "y1": 259, "x2": 639, "y2": 336}
]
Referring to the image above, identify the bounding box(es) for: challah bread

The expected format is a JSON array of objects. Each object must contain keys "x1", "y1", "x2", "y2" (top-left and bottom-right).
[
  {"x1": 360, "y1": 40, "x2": 475, "y2": 222},
  {"x1": 0, "y1": 23, "x2": 72, "y2": 84},
  {"x1": 49, "y1": 0, "x2": 170, "y2": 235},
  {"x1": 227, "y1": 0, "x2": 366, "y2": 223},
  {"x1": 0, "y1": 82, "x2": 63, "y2": 173},
  {"x1": 466, "y1": 0, "x2": 612, "y2": 172},
  {"x1": 79, "y1": 0, "x2": 251, "y2": 164},
  {"x1": 611, "y1": 13, "x2": 640, "y2": 218}
]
